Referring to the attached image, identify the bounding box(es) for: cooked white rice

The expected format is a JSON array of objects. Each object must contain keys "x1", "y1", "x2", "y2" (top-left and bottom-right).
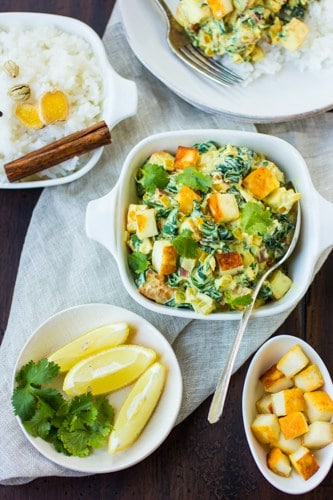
[
  {"x1": 223, "y1": 0, "x2": 333, "y2": 86},
  {"x1": 0, "y1": 25, "x2": 103, "y2": 182}
]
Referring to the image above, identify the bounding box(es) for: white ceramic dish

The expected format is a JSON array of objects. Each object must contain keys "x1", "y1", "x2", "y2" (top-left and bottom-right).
[
  {"x1": 0, "y1": 12, "x2": 137, "y2": 189},
  {"x1": 85, "y1": 129, "x2": 333, "y2": 321},
  {"x1": 242, "y1": 334, "x2": 333, "y2": 494},
  {"x1": 12, "y1": 303, "x2": 182, "y2": 473},
  {"x1": 119, "y1": 0, "x2": 333, "y2": 123}
]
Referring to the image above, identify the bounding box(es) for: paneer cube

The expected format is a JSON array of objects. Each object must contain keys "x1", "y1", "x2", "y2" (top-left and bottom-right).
[
  {"x1": 138, "y1": 270, "x2": 174, "y2": 304},
  {"x1": 136, "y1": 208, "x2": 158, "y2": 240},
  {"x1": 179, "y1": 217, "x2": 202, "y2": 241},
  {"x1": 294, "y1": 364, "x2": 325, "y2": 392},
  {"x1": 259, "y1": 363, "x2": 293, "y2": 393},
  {"x1": 256, "y1": 393, "x2": 273, "y2": 414},
  {"x1": 152, "y1": 240, "x2": 177, "y2": 276},
  {"x1": 304, "y1": 391, "x2": 333, "y2": 423},
  {"x1": 251, "y1": 414, "x2": 280, "y2": 444},
  {"x1": 176, "y1": 0, "x2": 211, "y2": 26},
  {"x1": 272, "y1": 432, "x2": 302, "y2": 454},
  {"x1": 207, "y1": 0, "x2": 234, "y2": 19},
  {"x1": 280, "y1": 18, "x2": 309, "y2": 52},
  {"x1": 269, "y1": 270, "x2": 292, "y2": 300},
  {"x1": 303, "y1": 421, "x2": 333, "y2": 450},
  {"x1": 264, "y1": 186, "x2": 301, "y2": 214},
  {"x1": 175, "y1": 185, "x2": 201, "y2": 215},
  {"x1": 267, "y1": 447, "x2": 292, "y2": 478},
  {"x1": 289, "y1": 446, "x2": 319, "y2": 480},
  {"x1": 148, "y1": 151, "x2": 175, "y2": 171},
  {"x1": 279, "y1": 411, "x2": 308, "y2": 440},
  {"x1": 207, "y1": 192, "x2": 240, "y2": 223},
  {"x1": 215, "y1": 252, "x2": 243, "y2": 274},
  {"x1": 174, "y1": 146, "x2": 199, "y2": 169},
  {"x1": 271, "y1": 388, "x2": 305, "y2": 416},
  {"x1": 127, "y1": 204, "x2": 148, "y2": 233},
  {"x1": 243, "y1": 167, "x2": 280, "y2": 200},
  {"x1": 266, "y1": 0, "x2": 288, "y2": 14},
  {"x1": 276, "y1": 344, "x2": 309, "y2": 378}
]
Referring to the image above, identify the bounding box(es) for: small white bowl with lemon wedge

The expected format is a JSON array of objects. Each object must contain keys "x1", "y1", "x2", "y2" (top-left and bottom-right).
[{"x1": 11, "y1": 303, "x2": 182, "y2": 473}]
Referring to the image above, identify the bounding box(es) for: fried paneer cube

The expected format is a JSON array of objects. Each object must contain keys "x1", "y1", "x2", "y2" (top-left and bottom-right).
[
  {"x1": 289, "y1": 446, "x2": 319, "y2": 480},
  {"x1": 303, "y1": 421, "x2": 333, "y2": 450},
  {"x1": 276, "y1": 344, "x2": 309, "y2": 377},
  {"x1": 207, "y1": 0, "x2": 234, "y2": 19},
  {"x1": 294, "y1": 364, "x2": 325, "y2": 392},
  {"x1": 243, "y1": 167, "x2": 280, "y2": 200},
  {"x1": 304, "y1": 390, "x2": 333, "y2": 423},
  {"x1": 280, "y1": 18, "x2": 309, "y2": 52},
  {"x1": 267, "y1": 447, "x2": 292, "y2": 478},
  {"x1": 259, "y1": 363, "x2": 293, "y2": 393},
  {"x1": 152, "y1": 240, "x2": 177, "y2": 276},
  {"x1": 271, "y1": 388, "x2": 305, "y2": 416},
  {"x1": 174, "y1": 146, "x2": 199, "y2": 169},
  {"x1": 207, "y1": 192, "x2": 240, "y2": 223},
  {"x1": 251, "y1": 414, "x2": 280, "y2": 444},
  {"x1": 279, "y1": 411, "x2": 308, "y2": 440}
]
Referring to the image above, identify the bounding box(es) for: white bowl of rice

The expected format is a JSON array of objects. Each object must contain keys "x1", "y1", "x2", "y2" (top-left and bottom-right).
[{"x1": 0, "y1": 12, "x2": 138, "y2": 188}]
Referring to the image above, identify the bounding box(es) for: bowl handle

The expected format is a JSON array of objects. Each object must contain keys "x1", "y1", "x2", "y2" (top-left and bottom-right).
[
  {"x1": 108, "y1": 70, "x2": 138, "y2": 130},
  {"x1": 316, "y1": 191, "x2": 333, "y2": 256},
  {"x1": 85, "y1": 186, "x2": 118, "y2": 258}
]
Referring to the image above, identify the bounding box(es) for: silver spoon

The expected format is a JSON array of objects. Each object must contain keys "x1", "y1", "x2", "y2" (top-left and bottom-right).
[{"x1": 208, "y1": 200, "x2": 301, "y2": 424}]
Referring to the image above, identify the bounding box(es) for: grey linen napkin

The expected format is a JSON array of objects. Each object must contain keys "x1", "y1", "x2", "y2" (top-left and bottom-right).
[{"x1": 0, "y1": 22, "x2": 332, "y2": 485}]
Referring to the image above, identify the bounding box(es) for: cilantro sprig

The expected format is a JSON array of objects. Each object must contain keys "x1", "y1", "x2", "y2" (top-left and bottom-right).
[
  {"x1": 176, "y1": 167, "x2": 212, "y2": 193},
  {"x1": 12, "y1": 359, "x2": 114, "y2": 457},
  {"x1": 172, "y1": 229, "x2": 199, "y2": 258},
  {"x1": 240, "y1": 202, "x2": 273, "y2": 235},
  {"x1": 128, "y1": 251, "x2": 150, "y2": 274},
  {"x1": 137, "y1": 163, "x2": 169, "y2": 193}
]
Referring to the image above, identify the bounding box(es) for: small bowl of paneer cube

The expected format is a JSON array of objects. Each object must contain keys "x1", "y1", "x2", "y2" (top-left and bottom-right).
[
  {"x1": 242, "y1": 334, "x2": 333, "y2": 494},
  {"x1": 86, "y1": 129, "x2": 333, "y2": 320}
]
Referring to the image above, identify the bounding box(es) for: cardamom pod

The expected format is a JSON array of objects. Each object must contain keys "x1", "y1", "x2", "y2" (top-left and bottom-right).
[
  {"x1": 3, "y1": 60, "x2": 20, "y2": 78},
  {"x1": 7, "y1": 84, "x2": 31, "y2": 101}
]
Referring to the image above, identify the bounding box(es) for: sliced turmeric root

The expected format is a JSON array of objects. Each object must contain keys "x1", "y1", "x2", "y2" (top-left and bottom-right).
[
  {"x1": 39, "y1": 90, "x2": 69, "y2": 124},
  {"x1": 15, "y1": 103, "x2": 44, "y2": 129}
]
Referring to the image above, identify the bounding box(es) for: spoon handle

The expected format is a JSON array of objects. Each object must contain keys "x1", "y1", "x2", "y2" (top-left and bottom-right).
[{"x1": 207, "y1": 301, "x2": 254, "y2": 424}]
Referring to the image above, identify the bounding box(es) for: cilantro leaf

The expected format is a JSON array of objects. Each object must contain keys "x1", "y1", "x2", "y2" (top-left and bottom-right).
[
  {"x1": 172, "y1": 229, "x2": 198, "y2": 258},
  {"x1": 240, "y1": 202, "x2": 273, "y2": 235},
  {"x1": 128, "y1": 252, "x2": 149, "y2": 274},
  {"x1": 15, "y1": 358, "x2": 60, "y2": 387},
  {"x1": 176, "y1": 167, "x2": 212, "y2": 193},
  {"x1": 137, "y1": 163, "x2": 169, "y2": 193},
  {"x1": 12, "y1": 359, "x2": 115, "y2": 457},
  {"x1": 224, "y1": 293, "x2": 253, "y2": 309},
  {"x1": 11, "y1": 386, "x2": 36, "y2": 420},
  {"x1": 23, "y1": 402, "x2": 54, "y2": 438}
]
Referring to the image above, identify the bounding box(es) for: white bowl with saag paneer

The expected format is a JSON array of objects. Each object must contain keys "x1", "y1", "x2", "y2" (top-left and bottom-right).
[{"x1": 86, "y1": 129, "x2": 333, "y2": 320}]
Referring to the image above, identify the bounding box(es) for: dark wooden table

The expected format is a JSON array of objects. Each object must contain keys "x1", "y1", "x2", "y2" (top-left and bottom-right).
[{"x1": 1, "y1": 1, "x2": 332, "y2": 498}]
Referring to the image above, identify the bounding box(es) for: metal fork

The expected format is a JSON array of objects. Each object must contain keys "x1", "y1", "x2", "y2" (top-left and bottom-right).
[{"x1": 153, "y1": 0, "x2": 242, "y2": 87}]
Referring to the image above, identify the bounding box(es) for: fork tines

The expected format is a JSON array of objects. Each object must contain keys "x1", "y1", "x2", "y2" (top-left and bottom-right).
[{"x1": 179, "y1": 44, "x2": 243, "y2": 86}]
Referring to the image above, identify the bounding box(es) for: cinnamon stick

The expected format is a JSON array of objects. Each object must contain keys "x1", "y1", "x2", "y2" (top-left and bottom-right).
[{"x1": 4, "y1": 120, "x2": 112, "y2": 182}]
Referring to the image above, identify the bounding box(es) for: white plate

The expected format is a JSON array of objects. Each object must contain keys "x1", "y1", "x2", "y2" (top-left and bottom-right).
[
  {"x1": 119, "y1": 0, "x2": 333, "y2": 123},
  {"x1": 242, "y1": 335, "x2": 333, "y2": 494},
  {"x1": 0, "y1": 12, "x2": 137, "y2": 189},
  {"x1": 12, "y1": 303, "x2": 182, "y2": 473}
]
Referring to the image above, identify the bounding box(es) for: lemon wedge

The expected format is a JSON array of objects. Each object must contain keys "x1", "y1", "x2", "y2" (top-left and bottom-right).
[
  {"x1": 109, "y1": 362, "x2": 166, "y2": 453},
  {"x1": 63, "y1": 345, "x2": 157, "y2": 396},
  {"x1": 47, "y1": 322, "x2": 130, "y2": 373}
]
